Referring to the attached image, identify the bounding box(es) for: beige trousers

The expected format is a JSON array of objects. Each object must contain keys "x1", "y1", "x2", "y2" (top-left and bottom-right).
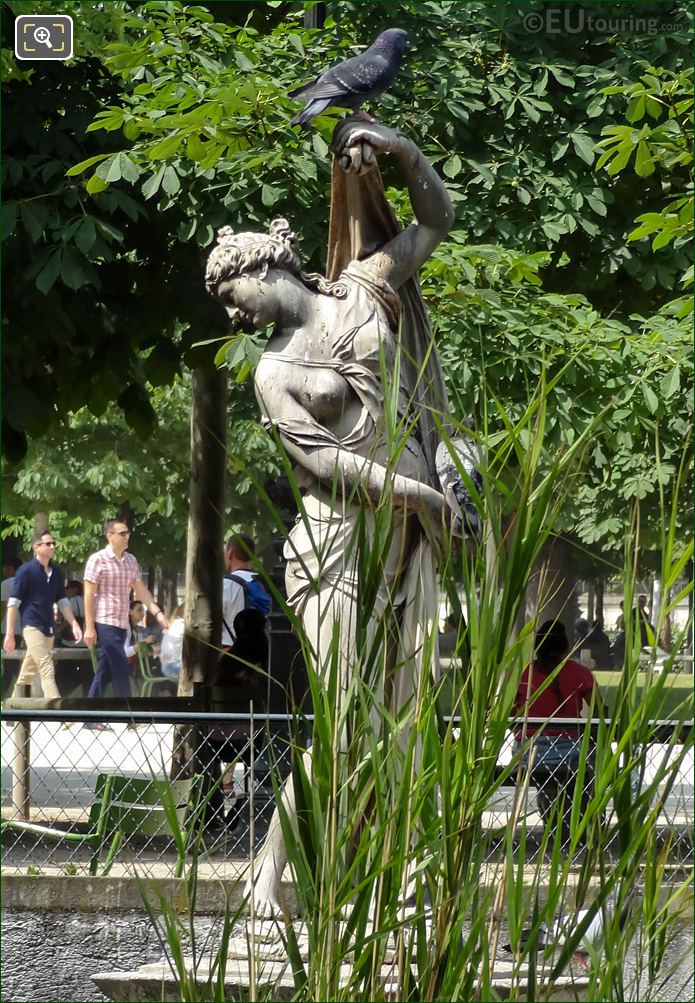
[{"x1": 14, "y1": 625, "x2": 60, "y2": 699}]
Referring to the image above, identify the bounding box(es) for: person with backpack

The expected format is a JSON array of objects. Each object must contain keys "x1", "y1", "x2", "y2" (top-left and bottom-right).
[
  {"x1": 221, "y1": 534, "x2": 271, "y2": 648},
  {"x1": 200, "y1": 536, "x2": 270, "y2": 833}
]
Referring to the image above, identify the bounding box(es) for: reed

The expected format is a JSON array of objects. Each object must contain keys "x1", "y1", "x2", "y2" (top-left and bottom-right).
[{"x1": 143, "y1": 381, "x2": 692, "y2": 1001}]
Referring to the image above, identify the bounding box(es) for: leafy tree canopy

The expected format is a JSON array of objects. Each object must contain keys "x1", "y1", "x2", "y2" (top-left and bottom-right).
[
  {"x1": 2, "y1": 0, "x2": 692, "y2": 566},
  {"x1": 1, "y1": 372, "x2": 282, "y2": 563}
]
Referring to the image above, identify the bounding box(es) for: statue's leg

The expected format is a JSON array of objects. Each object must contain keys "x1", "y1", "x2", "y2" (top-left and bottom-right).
[
  {"x1": 389, "y1": 538, "x2": 440, "y2": 914},
  {"x1": 246, "y1": 578, "x2": 356, "y2": 917},
  {"x1": 246, "y1": 746, "x2": 312, "y2": 919}
]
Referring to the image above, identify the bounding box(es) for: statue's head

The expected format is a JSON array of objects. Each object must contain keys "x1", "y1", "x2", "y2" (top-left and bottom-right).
[
  {"x1": 206, "y1": 217, "x2": 346, "y2": 326},
  {"x1": 205, "y1": 218, "x2": 302, "y2": 315}
]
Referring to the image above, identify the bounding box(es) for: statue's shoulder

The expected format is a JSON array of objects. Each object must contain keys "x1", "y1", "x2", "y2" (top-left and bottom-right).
[
  {"x1": 338, "y1": 258, "x2": 401, "y2": 329},
  {"x1": 340, "y1": 257, "x2": 383, "y2": 286}
]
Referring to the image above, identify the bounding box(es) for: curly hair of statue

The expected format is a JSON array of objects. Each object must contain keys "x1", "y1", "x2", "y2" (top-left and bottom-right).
[{"x1": 205, "y1": 217, "x2": 347, "y2": 300}]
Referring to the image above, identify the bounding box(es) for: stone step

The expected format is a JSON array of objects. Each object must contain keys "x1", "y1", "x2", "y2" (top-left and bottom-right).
[
  {"x1": 93, "y1": 921, "x2": 590, "y2": 1001},
  {"x1": 93, "y1": 954, "x2": 588, "y2": 1002}
]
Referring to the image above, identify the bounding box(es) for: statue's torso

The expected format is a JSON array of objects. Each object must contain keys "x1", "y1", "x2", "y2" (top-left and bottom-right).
[{"x1": 256, "y1": 259, "x2": 429, "y2": 484}]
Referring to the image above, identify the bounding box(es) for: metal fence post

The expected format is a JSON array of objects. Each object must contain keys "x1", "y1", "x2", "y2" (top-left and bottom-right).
[{"x1": 11, "y1": 685, "x2": 31, "y2": 820}]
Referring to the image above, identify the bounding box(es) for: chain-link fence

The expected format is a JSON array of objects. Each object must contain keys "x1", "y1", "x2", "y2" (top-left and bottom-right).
[{"x1": 1, "y1": 710, "x2": 692, "y2": 878}]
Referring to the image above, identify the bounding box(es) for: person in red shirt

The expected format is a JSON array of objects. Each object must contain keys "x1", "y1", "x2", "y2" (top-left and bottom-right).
[{"x1": 514, "y1": 619, "x2": 601, "y2": 846}]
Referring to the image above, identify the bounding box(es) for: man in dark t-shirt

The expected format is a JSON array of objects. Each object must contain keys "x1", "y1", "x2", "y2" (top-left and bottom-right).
[{"x1": 3, "y1": 531, "x2": 83, "y2": 698}]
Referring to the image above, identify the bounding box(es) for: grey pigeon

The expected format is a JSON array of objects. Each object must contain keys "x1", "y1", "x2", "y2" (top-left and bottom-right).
[
  {"x1": 503, "y1": 899, "x2": 631, "y2": 971},
  {"x1": 288, "y1": 28, "x2": 408, "y2": 128},
  {"x1": 436, "y1": 436, "x2": 484, "y2": 541}
]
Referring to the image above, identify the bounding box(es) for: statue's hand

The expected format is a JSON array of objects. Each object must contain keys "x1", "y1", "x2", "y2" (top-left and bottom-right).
[
  {"x1": 334, "y1": 121, "x2": 404, "y2": 176},
  {"x1": 340, "y1": 122, "x2": 403, "y2": 157}
]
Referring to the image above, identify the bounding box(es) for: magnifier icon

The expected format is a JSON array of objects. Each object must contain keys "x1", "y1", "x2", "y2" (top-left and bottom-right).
[{"x1": 33, "y1": 26, "x2": 52, "y2": 48}]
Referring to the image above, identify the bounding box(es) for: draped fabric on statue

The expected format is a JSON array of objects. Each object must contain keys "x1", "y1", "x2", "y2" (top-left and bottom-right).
[
  {"x1": 273, "y1": 119, "x2": 444, "y2": 718},
  {"x1": 326, "y1": 120, "x2": 451, "y2": 487}
]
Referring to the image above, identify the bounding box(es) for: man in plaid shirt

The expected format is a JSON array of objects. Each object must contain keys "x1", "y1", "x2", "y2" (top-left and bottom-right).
[{"x1": 84, "y1": 519, "x2": 169, "y2": 706}]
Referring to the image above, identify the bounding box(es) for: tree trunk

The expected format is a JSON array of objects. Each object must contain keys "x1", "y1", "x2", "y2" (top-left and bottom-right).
[
  {"x1": 171, "y1": 367, "x2": 227, "y2": 780},
  {"x1": 34, "y1": 512, "x2": 49, "y2": 534},
  {"x1": 159, "y1": 567, "x2": 179, "y2": 616},
  {"x1": 688, "y1": 559, "x2": 694, "y2": 656},
  {"x1": 181, "y1": 366, "x2": 227, "y2": 693},
  {"x1": 586, "y1": 581, "x2": 595, "y2": 624},
  {"x1": 147, "y1": 566, "x2": 156, "y2": 594},
  {"x1": 596, "y1": 580, "x2": 605, "y2": 623},
  {"x1": 527, "y1": 535, "x2": 580, "y2": 633},
  {"x1": 304, "y1": 2, "x2": 326, "y2": 28},
  {"x1": 654, "y1": 578, "x2": 673, "y2": 652},
  {"x1": 118, "y1": 501, "x2": 135, "y2": 529}
]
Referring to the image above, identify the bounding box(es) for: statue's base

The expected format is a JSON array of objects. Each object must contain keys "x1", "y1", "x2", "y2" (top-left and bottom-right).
[{"x1": 92, "y1": 920, "x2": 589, "y2": 1002}]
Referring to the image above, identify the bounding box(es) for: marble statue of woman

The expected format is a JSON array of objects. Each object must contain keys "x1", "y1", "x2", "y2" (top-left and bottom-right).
[{"x1": 205, "y1": 119, "x2": 456, "y2": 915}]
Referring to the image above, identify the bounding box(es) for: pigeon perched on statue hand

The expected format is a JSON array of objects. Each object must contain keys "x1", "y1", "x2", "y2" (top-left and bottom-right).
[
  {"x1": 436, "y1": 436, "x2": 484, "y2": 541},
  {"x1": 288, "y1": 28, "x2": 409, "y2": 129}
]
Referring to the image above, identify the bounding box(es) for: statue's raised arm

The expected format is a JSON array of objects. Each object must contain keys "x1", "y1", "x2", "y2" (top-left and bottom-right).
[{"x1": 331, "y1": 121, "x2": 455, "y2": 291}]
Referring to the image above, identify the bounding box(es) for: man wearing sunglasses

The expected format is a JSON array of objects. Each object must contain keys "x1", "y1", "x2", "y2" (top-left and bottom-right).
[
  {"x1": 83, "y1": 519, "x2": 169, "y2": 704},
  {"x1": 3, "y1": 531, "x2": 83, "y2": 698}
]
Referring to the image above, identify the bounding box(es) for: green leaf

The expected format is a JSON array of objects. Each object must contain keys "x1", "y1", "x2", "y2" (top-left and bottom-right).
[
  {"x1": 541, "y1": 221, "x2": 565, "y2": 242},
  {"x1": 95, "y1": 219, "x2": 124, "y2": 243},
  {"x1": 74, "y1": 217, "x2": 97, "y2": 255},
  {"x1": 234, "y1": 50, "x2": 254, "y2": 72},
  {"x1": 20, "y1": 202, "x2": 45, "y2": 242},
  {"x1": 186, "y1": 133, "x2": 207, "y2": 162},
  {"x1": 652, "y1": 228, "x2": 676, "y2": 251},
  {"x1": 288, "y1": 33, "x2": 304, "y2": 56},
  {"x1": 35, "y1": 250, "x2": 62, "y2": 294},
  {"x1": 104, "y1": 158, "x2": 121, "y2": 185},
  {"x1": 162, "y1": 166, "x2": 181, "y2": 196},
  {"x1": 586, "y1": 195, "x2": 607, "y2": 217},
  {"x1": 1, "y1": 201, "x2": 17, "y2": 241},
  {"x1": 96, "y1": 155, "x2": 118, "y2": 182},
  {"x1": 585, "y1": 96, "x2": 604, "y2": 118},
  {"x1": 66, "y1": 153, "x2": 113, "y2": 177},
  {"x1": 196, "y1": 222, "x2": 214, "y2": 247},
  {"x1": 61, "y1": 249, "x2": 88, "y2": 290},
  {"x1": 626, "y1": 95, "x2": 646, "y2": 123},
  {"x1": 660, "y1": 366, "x2": 681, "y2": 400},
  {"x1": 443, "y1": 154, "x2": 462, "y2": 179},
  {"x1": 466, "y1": 159, "x2": 495, "y2": 184},
  {"x1": 147, "y1": 133, "x2": 184, "y2": 160},
  {"x1": 634, "y1": 142, "x2": 655, "y2": 177},
  {"x1": 118, "y1": 153, "x2": 140, "y2": 184},
  {"x1": 570, "y1": 133, "x2": 596, "y2": 165},
  {"x1": 642, "y1": 384, "x2": 658, "y2": 414},
  {"x1": 606, "y1": 145, "x2": 634, "y2": 175},
  {"x1": 312, "y1": 133, "x2": 329, "y2": 159},
  {"x1": 142, "y1": 168, "x2": 164, "y2": 200},
  {"x1": 548, "y1": 66, "x2": 574, "y2": 87},
  {"x1": 85, "y1": 174, "x2": 109, "y2": 195},
  {"x1": 102, "y1": 152, "x2": 140, "y2": 185},
  {"x1": 261, "y1": 183, "x2": 281, "y2": 207}
]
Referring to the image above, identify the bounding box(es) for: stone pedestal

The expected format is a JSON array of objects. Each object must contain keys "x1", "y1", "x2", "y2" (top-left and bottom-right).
[{"x1": 92, "y1": 919, "x2": 589, "y2": 1001}]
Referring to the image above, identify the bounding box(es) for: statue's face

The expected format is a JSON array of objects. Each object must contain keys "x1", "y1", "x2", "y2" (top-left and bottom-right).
[{"x1": 217, "y1": 270, "x2": 277, "y2": 330}]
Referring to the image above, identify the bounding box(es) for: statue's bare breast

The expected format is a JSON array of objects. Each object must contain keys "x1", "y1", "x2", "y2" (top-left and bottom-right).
[{"x1": 255, "y1": 355, "x2": 363, "y2": 438}]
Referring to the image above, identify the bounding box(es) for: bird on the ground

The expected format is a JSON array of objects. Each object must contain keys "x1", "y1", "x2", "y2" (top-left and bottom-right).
[
  {"x1": 503, "y1": 899, "x2": 630, "y2": 972},
  {"x1": 288, "y1": 28, "x2": 409, "y2": 129}
]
